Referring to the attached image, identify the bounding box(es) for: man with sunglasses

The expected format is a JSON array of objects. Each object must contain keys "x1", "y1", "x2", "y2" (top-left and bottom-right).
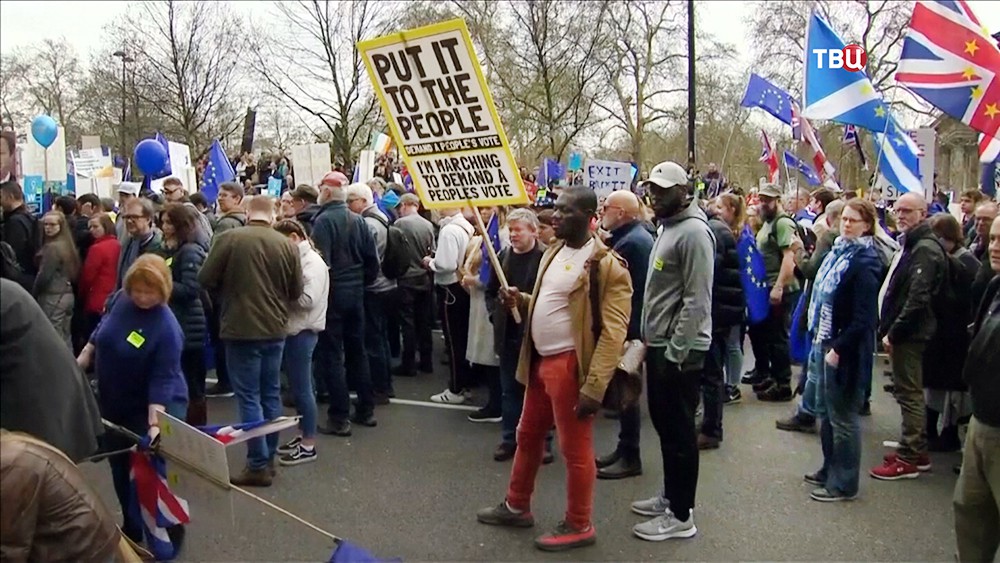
[
  {"x1": 161, "y1": 177, "x2": 213, "y2": 239},
  {"x1": 872, "y1": 192, "x2": 946, "y2": 481}
]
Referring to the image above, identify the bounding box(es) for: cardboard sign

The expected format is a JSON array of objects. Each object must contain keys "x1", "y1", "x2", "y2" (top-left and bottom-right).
[
  {"x1": 583, "y1": 158, "x2": 632, "y2": 198},
  {"x1": 358, "y1": 19, "x2": 528, "y2": 209},
  {"x1": 876, "y1": 126, "x2": 935, "y2": 201},
  {"x1": 289, "y1": 143, "x2": 332, "y2": 189},
  {"x1": 21, "y1": 125, "x2": 67, "y2": 181},
  {"x1": 157, "y1": 411, "x2": 231, "y2": 487}
]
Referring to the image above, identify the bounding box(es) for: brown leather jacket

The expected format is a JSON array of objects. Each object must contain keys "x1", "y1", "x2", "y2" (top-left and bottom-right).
[
  {"x1": 0, "y1": 431, "x2": 143, "y2": 563},
  {"x1": 514, "y1": 235, "x2": 633, "y2": 402}
]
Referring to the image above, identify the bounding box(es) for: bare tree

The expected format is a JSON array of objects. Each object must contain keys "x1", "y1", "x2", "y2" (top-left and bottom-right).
[
  {"x1": 249, "y1": 0, "x2": 392, "y2": 169},
  {"x1": 0, "y1": 54, "x2": 29, "y2": 130},
  {"x1": 118, "y1": 1, "x2": 248, "y2": 151},
  {"x1": 452, "y1": 0, "x2": 612, "y2": 161},
  {"x1": 745, "y1": 0, "x2": 924, "y2": 114},
  {"x1": 1, "y1": 39, "x2": 86, "y2": 142}
]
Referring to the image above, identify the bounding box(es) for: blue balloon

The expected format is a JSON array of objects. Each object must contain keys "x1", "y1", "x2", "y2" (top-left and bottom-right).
[
  {"x1": 31, "y1": 115, "x2": 58, "y2": 148},
  {"x1": 134, "y1": 139, "x2": 169, "y2": 176}
]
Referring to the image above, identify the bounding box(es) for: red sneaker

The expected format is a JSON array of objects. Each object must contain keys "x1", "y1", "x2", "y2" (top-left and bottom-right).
[
  {"x1": 534, "y1": 521, "x2": 596, "y2": 551},
  {"x1": 870, "y1": 458, "x2": 920, "y2": 481},
  {"x1": 882, "y1": 451, "x2": 932, "y2": 472}
]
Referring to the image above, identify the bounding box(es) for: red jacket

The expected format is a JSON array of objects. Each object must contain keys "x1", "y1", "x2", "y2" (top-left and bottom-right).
[{"x1": 78, "y1": 235, "x2": 120, "y2": 314}]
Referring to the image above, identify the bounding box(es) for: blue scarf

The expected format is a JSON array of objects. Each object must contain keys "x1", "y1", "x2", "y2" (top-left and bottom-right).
[{"x1": 808, "y1": 235, "x2": 873, "y2": 343}]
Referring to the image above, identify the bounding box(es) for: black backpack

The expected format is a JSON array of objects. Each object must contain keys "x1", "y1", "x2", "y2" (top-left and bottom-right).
[
  {"x1": 363, "y1": 210, "x2": 410, "y2": 280},
  {"x1": 769, "y1": 214, "x2": 816, "y2": 282}
]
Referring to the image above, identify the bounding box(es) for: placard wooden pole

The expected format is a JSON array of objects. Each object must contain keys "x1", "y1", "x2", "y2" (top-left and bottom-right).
[{"x1": 467, "y1": 201, "x2": 521, "y2": 324}]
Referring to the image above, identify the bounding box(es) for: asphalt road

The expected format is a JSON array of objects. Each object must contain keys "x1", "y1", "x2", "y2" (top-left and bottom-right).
[{"x1": 80, "y1": 341, "x2": 961, "y2": 562}]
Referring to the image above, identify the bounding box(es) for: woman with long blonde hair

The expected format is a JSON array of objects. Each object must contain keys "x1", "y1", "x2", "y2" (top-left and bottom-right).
[{"x1": 34, "y1": 211, "x2": 80, "y2": 347}]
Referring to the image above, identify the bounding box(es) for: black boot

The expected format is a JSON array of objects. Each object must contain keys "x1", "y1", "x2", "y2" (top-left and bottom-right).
[
  {"x1": 925, "y1": 407, "x2": 940, "y2": 443},
  {"x1": 929, "y1": 425, "x2": 961, "y2": 452},
  {"x1": 597, "y1": 449, "x2": 642, "y2": 479}
]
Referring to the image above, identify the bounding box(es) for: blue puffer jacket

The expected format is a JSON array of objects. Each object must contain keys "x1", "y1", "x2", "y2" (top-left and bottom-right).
[{"x1": 164, "y1": 232, "x2": 209, "y2": 350}]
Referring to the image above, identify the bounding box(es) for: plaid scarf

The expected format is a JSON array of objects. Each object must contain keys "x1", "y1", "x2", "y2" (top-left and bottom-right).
[{"x1": 808, "y1": 235, "x2": 873, "y2": 343}]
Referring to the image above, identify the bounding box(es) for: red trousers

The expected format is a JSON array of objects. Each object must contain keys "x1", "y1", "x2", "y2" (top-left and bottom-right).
[{"x1": 506, "y1": 351, "x2": 595, "y2": 530}]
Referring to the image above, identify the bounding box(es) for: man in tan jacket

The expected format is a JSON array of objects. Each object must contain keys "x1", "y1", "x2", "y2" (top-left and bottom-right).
[{"x1": 476, "y1": 187, "x2": 632, "y2": 552}]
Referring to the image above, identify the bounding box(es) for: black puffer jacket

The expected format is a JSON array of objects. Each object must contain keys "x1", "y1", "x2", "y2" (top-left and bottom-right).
[
  {"x1": 879, "y1": 221, "x2": 946, "y2": 344},
  {"x1": 707, "y1": 212, "x2": 745, "y2": 332},
  {"x1": 164, "y1": 233, "x2": 208, "y2": 350},
  {"x1": 296, "y1": 204, "x2": 323, "y2": 237}
]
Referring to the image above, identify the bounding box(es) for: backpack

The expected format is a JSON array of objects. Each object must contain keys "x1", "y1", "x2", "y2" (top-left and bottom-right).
[
  {"x1": 363, "y1": 210, "x2": 410, "y2": 280},
  {"x1": 769, "y1": 214, "x2": 815, "y2": 282}
]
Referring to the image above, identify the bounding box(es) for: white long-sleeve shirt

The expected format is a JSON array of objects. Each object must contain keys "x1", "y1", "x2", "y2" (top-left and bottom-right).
[{"x1": 429, "y1": 214, "x2": 473, "y2": 286}]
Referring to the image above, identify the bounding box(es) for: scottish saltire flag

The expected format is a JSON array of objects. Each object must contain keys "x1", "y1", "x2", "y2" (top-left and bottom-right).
[
  {"x1": 802, "y1": 13, "x2": 891, "y2": 132},
  {"x1": 896, "y1": 1, "x2": 999, "y2": 139},
  {"x1": 872, "y1": 116, "x2": 923, "y2": 194},
  {"x1": 737, "y1": 226, "x2": 770, "y2": 325},
  {"x1": 843, "y1": 125, "x2": 870, "y2": 170},
  {"x1": 199, "y1": 139, "x2": 235, "y2": 204},
  {"x1": 759, "y1": 130, "x2": 780, "y2": 183},
  {"x1": 741, "y1": 73, "x2": 796, "y2": 125},
  {"x1": 980, "y1": 133, "x2": 1000, "y2": 163},
  {"x1": 198, "y1": 417, "x2": 299, "y2": 446},
  {"x1": 478, "y1": 213, "x2": 501, "y2": 284},
  {"x1": 783, "y1": 151, "x2": 822, "y2": 186},
  {"x1": 129, "y1": 451, "x2": 190, "y2": 561}
]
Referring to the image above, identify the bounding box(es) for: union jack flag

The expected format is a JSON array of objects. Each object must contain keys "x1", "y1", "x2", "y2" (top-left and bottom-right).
[
  {"x1": 759, "y1": 130, "x2": 780, "y2": 184},
  {"x1": 980, "y1": 132, "x2": 1000, "y2": 163},
  {"x1": 129, "y1": 451, "x2": 190, "y2": 561},
  {"x1": 896, "y1": 0, "x2": 1000, "y2": 139},
  {"x1": 843, "y1": 125, "x2": 870, "y2": 170},
  {"x1": 198, "y1": 417, "x2": 300, "y2": 446},
  {"x1": 792, "y1": 102, "x2": 840, "y2": 190}
]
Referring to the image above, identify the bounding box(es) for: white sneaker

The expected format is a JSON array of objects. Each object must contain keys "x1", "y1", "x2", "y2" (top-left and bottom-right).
[
  {"x1": 633, "y1": 511, "x2": 697, "y2": 541},
  {"x1": 630, "y1": 493, "x2": 670, "y2": 517},
  {"x1": 430, "y1": 389, "x2": 467, "y2": 404}
]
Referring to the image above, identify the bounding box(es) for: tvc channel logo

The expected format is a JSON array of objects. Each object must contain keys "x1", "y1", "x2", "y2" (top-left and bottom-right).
[{"x1": 812, "y1": 44, "x2": 867, "y2": 72}]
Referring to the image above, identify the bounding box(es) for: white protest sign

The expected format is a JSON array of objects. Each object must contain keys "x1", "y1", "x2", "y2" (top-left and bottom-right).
[
  {"x1": 358, "y1": 19, "x2": 528, "y2": 209},
  {"x1": 150, "y1": 141, "x2": 194, "y2": 194},
  {"x1": 583, "y1": 158, "x2": 632, "y2": 198},
  {"x1": 157, "y1": 411, "x2": 231, "y2": 487},
  {"x1": 72, "y1": 148, "x2": 112, "y2": 178},
  {"x1": 357, "y1": 149, "x2": 375, "y2": 184},
  {"x1": 21, "y1": 125, "x2": 67, "y2": 181},
  {"x1": 81, "y1": 135, "x2": 102, "y2": 150},
  {"x1": 290, "y1": 143, "x2": 332, "y2": 188}
]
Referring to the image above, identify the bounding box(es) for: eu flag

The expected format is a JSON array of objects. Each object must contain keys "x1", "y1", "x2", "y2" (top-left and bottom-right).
[
  {"x1": 783, "y1": 150, "x2": 822, "y2": 186},
  {"x1": 740, "y1": 74, "x2": 797, "y2": 126},
  {"x1": 736, "y1": 225, "x2": 770, "y2": 325},
  {"x1": 154, "y1": 132, "x2": 172, "y2": 177},
  {"x1": 200, "y1": 139, "x2": 235, "y2": 204},
  {"x1": 478, "y1": 213, "x2": 501, "y2": 285}
]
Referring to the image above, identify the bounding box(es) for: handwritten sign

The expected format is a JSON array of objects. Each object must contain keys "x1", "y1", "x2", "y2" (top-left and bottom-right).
[
  {"x1": 358, "y1": 19, "x2": 528, "y2": 209},
  {"x1": 583, "y1": 158, "x2": 632, "y2": 198},
  {"x1": 157, "y1": 411, "x2": 232, "y2": 487},
  {"x1": 289, "y1": 143, "x2": 332, "y2": 189}
]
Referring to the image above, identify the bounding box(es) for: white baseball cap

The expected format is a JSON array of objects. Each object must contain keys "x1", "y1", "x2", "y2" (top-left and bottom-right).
[
  {"x1": 117, "y1": 182, "x2": 141, "y2": 196},
  {"x1": 642, "y1": 161, "x2": 688, "y2": 190}
]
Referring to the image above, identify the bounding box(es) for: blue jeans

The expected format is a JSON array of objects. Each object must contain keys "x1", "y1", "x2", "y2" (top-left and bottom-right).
[
  {"x1": 284, "y1": 331, "x2": 319, "y2": 439},
  {"x1": 225, "y1": 338, "x2": 285, "y2": 470},
  {"x1": 797, "y1": 338, "x2": 821, "y2": 420},
  {"x1": 365, "y1": 290, "x2": 393, "y2": 396},
  {"x1": 724, "y1": 325, "x2": 744, "y2": 387},
  {"x1": 816, "y1": 343, "x2": 864, "y2": 497},
  {"x1": 318, "y1": 287, "x2": 374, "y2": 423}
]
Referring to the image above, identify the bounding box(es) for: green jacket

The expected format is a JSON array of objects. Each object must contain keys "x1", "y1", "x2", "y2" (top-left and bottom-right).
[{"x1": 198, "y1": 222, "x2": 303, "y2": 340}]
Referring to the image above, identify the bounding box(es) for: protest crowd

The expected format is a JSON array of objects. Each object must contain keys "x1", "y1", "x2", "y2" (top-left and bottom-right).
[{"x1": 2, "y1": 3, "x2": 1000, "y2": 562}]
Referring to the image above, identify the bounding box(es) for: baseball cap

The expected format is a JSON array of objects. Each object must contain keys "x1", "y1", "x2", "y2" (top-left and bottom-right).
[
  {"x1": 117, "y1": 182, "x2": 141, "y2": 196},
  {"x1": 320, "y1": 171, "x2": 349, "y2": 189},
  {"x1": 758, "y1": 183, "x2": 783, "y2": 199},
  {"x1": 642, "y1": 161, "x2": 689, "y2": 190}
]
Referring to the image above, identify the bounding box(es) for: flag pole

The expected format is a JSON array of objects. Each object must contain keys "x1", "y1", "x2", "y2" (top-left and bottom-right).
[
  {"x1": 719, "y1": 109, "x2": 747, "y2": 177},
  {"x1": 466, "y1": 201, "x2": 521, "y2": 324},
  {"x1": 867, "y1": 86, "x2": 902, "y2": 201}
]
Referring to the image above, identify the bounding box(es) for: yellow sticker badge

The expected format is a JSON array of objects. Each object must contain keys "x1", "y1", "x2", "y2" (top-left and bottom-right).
[
  {"x1": 653, "y1": 257, "x2": 664, "y2": 271},
  {"x1": 126, "y1": 330, "x2": 146, "y2": 349}
]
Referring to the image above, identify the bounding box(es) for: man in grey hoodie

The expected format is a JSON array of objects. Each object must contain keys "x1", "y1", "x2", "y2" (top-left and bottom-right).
[{"x1": 630, "y1": 161, "x2": 715, "y2": 543}]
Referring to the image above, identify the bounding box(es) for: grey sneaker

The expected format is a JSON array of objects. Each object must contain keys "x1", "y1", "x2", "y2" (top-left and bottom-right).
[
  {"x1": 633, "y1": 511, "x2": 697, "y2": 541},
  {"x1": 630, "y1": 494, "x2": 670, "y2": 517}
]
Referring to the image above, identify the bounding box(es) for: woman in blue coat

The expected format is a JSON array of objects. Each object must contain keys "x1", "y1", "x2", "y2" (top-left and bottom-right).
[
  {"x1": 159, "y1": 203, "x2": 209, "y2": 426},
  {"x1": 803, "y1": 199, "x2": 885, "y2": 502}
]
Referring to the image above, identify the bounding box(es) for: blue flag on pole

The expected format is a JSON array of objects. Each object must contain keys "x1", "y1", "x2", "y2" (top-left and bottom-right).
[
  {"x1": 154, "y1": 132, "x2": 172, "y2": 177},
  {"x1": 478, "y1": 213, "x2": 501, "y2": 285},
  {"x1": 740, "y1": 74, "x2": 797, "y2": 126},
  {"x1": 736, "y1": 225, "x2": 770, "y2": 325},
  {"x1": 199, "y1": 139, "x2": 235, "y2": 204},
  {"x1": 783, "y1": 151, "x2": 822, "y2": 186}
]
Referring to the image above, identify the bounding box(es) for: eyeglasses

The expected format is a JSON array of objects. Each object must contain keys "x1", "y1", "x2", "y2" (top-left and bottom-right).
[
  {"x1": 893, "y1": 208, "x2": 919, "y2": 215},
  {"x1": 124, "y1": 214, "x2": 147, "y2": 220}
]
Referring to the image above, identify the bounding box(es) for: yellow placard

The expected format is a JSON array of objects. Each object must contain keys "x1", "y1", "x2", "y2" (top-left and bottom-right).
[
  {"x1": 358, "y1": 19, "x2": 529, "y2": 210},
  {"x1": 126, "y1": 330, "x2": 145, "y2": 348}
]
